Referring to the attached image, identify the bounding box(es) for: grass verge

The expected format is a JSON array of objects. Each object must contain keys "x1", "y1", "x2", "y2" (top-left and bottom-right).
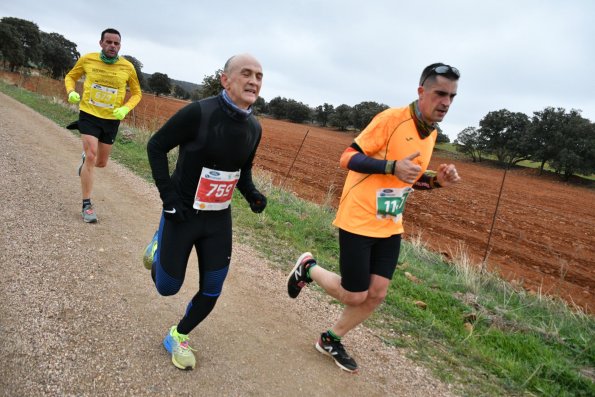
[{"x1": 2, "y1": 79, "x2": 594, "y2": 397}]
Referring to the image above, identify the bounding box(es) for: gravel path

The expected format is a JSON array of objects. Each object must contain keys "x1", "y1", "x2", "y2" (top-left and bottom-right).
[{"x1": 0, "y1": 92, "x2": 456, "y2": 396}]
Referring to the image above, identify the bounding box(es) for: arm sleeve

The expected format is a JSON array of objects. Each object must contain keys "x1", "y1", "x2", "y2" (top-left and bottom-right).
[
  {"x1": 147, "y1": 103, "x2": 199, "y2": 204},
  {"x1": 340, "y1": 143, "x2": 394, "y2": 174}
]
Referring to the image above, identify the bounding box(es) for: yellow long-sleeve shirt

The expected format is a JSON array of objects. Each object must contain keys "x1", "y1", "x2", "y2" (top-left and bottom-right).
[{"x1": 64, "y1": 53, "x2": 142, "y2": 120}]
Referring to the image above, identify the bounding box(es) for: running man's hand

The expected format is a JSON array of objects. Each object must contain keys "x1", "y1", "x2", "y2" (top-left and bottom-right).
[
  {"x1": 162, "y1": 196, "x2": 187, "y2": 223},
  {"x1": 436, "y1": 163, "x2": 461, "y2": 187},
  {"x1": 163, "y1": 205, "x2": 186, "y2": 223},
  {"x1": 394, "y1": 152, "x2": 422, "y2": 184},
  {"x1": 113, "y1": 106, "x2": 130, "y2": 120},
  {"x1": 68, "y1": 91, "x2": 80, "y2": 104},
  {"x1": 246, "y1": 190, "x2": 267, "y2": 213}
]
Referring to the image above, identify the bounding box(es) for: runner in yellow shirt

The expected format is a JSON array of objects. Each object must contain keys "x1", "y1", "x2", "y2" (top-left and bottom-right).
[
  {"x1": 64, "y1": 28, "x2": 142, "y2": 223},
  {"x1": 288, "y1": 63, "x2": 462, "y2": 372}
]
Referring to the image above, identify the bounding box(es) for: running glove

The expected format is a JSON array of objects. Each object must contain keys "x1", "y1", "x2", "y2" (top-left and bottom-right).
[
  {"x1": 113, "y1": 106, "x2": 130, "y2": 120},
  {"x1": 162, "y1": 196, "x2": 187, "y2": 223},
  {"x1": 68, "y1": 91, "x2": 80, "y2": 104},
  {"x1": 246, "y1": 190, "x2": 267, "y2": 213}
]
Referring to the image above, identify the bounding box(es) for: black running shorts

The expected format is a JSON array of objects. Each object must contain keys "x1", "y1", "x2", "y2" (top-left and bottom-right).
[
  {"x1": 78, "y1": 110, "x2": 120, "y2": 144},
  {"x1": 338, "y1": 228, "x2": 401, "y2": 293}
]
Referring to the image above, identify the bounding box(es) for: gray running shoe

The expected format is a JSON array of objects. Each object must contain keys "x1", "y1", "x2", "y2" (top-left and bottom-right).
[
  {"x1": 77, "y1": 152, "x2": 85, "y2": 176},
  {"x1": 81, "y1": 204, "x2": 97, "y2": 223}
]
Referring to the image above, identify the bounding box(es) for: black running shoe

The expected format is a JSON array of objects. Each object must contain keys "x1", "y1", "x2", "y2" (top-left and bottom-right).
[
  {"x1": 315, "y1": 332, "x2": 358, "y2": 373},
  {"x1": 287, "y1": 252, "x2": 315, "y2": 298}
]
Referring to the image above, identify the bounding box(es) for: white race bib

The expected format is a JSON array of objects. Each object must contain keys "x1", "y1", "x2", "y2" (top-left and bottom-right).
[
  {"x1": 88, "y1": 83, "x2": 118, "y2": 108},
  {"x1": 193, "y1": 168, "x2": 241, "y2": 211},
  {"x1": 376, "y1": 187, "x2": 413, "y2": 222}
]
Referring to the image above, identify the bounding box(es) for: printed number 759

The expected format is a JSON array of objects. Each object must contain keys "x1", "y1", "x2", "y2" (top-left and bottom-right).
[{"x1": 207, "y1": 183, "x2": 233, "y2": 198}]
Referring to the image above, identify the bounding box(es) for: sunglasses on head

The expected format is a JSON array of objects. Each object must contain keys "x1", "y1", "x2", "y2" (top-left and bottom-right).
[{"x1": 420, "y1": 65, "x2": 460, "y2": 86}]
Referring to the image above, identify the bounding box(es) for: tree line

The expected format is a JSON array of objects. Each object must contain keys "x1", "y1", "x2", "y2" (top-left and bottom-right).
[
  {"x1": 2, "y1": 17, "x2": 592, "y2": 179},
  {"x1": 196, "y1": 70, "x2": 405, "y2": 133},
  {"x1": 0, "y1": 17, "x2": 79, "y2": 79},
  {"x1": 0, "y1": 16, "x2": 451, "y2": 140},
  {"x1": 455, "y1": 108, "x2": 595, "y2": 180}
]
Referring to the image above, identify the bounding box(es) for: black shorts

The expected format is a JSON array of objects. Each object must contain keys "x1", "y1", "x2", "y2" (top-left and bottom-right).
[
  {"x1": 338, "y1": 229, "x2": 401, "y2": 293},
  {"x1": 78, "y1": 110, "x2": 120, "y2": 144}
]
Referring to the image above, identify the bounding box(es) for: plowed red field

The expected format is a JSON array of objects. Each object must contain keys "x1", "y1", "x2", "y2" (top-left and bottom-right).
[{"x1": 5, "y1": 73, "x2": 593, "y2": 313}]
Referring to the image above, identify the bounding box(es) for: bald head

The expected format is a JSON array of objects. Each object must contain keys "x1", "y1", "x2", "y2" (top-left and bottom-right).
[
  {"x1": 223, "y1": 53, "x2": 261, "y2": 74},
  {"x1": 221, "y1": 53, "x2": 263, "y2": 109}
]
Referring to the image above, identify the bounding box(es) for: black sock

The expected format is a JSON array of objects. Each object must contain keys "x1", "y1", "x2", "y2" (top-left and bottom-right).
[{"x1": 83, "y1": 199, "x2": 91, "y2": 209}]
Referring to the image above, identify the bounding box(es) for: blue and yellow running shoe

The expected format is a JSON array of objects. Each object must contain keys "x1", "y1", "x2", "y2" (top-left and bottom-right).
[
  {"x1": 143, "y1": 231, "x2": 158, "y2": 270},
  {"x1": 163, "y1": 326, "x2": 196, "y2": 370}
]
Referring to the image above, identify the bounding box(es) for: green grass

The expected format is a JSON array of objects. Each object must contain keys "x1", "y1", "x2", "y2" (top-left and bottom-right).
[
  {"x1": 110, "y1": 132, "x2": 155, "y2": 181},
  {"x1": 2, "y1": 78, "x2": 594, "y2": 397},
  {"x1": 375, "y1": 245, "x2": 595, "y2": 396},
  {"x1": 0, "y1": 80, "x2": 75, "y2": 127}
]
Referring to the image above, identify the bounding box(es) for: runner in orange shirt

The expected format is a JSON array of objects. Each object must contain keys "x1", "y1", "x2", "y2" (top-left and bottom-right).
[{"x1": 287, "y1": 63, "x2": 462, "y2": 373}]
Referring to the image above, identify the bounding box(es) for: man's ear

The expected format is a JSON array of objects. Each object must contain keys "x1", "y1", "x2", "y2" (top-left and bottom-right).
[{"x1": 220, "y1": 73, "x2": 229, "y2": 89}]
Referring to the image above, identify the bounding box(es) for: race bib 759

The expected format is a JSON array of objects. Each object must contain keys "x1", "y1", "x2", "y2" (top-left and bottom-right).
[{"x1": 193, "y1": 167, "x2": 241, "y2": 211}]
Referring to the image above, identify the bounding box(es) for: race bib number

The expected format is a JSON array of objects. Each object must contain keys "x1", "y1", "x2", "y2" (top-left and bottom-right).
[
  {"x1": 88, "y1": 83, "x2": 118, "y2": 108},
  {"x1": 193, "y1": 168, "x2": 241, "y2": 211},
  {"x1": 376, "y1": 187, "x2": 413, "y2": 222}
]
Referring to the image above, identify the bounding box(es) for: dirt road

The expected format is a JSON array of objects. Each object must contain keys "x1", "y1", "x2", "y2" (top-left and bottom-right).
[{"x1": 0, "y1": 93, "x2": 455, "y2": 396}]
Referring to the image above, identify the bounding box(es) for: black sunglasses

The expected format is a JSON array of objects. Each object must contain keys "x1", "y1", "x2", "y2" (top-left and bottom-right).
[{"x1": 420, "y1": 65, "x2": 460, "y2": 86}]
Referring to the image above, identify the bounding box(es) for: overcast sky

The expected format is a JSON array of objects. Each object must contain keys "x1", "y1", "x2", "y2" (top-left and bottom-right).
[{"x1": 2, "y1": 0, "x2": 594, "y2": 139}]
